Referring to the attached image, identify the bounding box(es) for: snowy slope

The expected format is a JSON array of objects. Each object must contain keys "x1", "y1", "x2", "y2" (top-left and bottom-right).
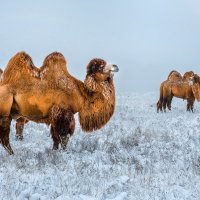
[{"x1": 0, "y1": 92, "x2": 200, "y2": 200}]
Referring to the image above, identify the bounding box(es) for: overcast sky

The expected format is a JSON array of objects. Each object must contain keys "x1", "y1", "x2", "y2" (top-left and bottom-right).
[{"x1": 1, "y1": 0, "x2": 200, "y2": 93}]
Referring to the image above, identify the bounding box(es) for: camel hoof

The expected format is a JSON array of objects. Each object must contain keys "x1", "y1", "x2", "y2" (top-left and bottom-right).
[
  {"x1": 4, "y1": 146, "x2": 14, "y2": 155},
  {"x1": 52, "y1": 144, "x2": 59, "y2": 150},
  {"x1": 61, "y1": 144, "x2": 67, "y2": 151},
  {"x1": 16, "y1": 135, "x2": 23, "y2": 141},
  {"x1": 9, "y1": 150, "x2": 14, "y2": 155}
]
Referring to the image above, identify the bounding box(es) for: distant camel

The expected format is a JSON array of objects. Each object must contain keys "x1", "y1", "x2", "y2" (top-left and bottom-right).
[
  {"x1": 0, "y1": 52, "x2": 119, "y2": 155},
  {"x1": 157, "y1": 71, "x2": 195, "y2": 112}
]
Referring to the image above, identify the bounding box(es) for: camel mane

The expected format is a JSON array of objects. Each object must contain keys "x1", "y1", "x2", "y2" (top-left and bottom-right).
[{"x1": 79, "y1": 63, "x2": 115, "y2": 132}]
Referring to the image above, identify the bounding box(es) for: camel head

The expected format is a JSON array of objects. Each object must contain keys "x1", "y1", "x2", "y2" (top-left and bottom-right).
[
  {"x1": 190, "y1": 74, "x2": 200, "y2": 101},
  {"x1": 87, "y1": 58, "x2": 119, "y2": 81}
]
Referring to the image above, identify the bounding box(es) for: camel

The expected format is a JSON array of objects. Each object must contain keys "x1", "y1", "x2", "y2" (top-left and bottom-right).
[
  {"x1": 0, "y1": 52, "x2": 119, "y2": 155},
  {"x1": 157, "y1": 70, "x2": 182, "y2": 112},
  {"x1": 157, "y1": 71, "x2": 195, "y2": 112}
]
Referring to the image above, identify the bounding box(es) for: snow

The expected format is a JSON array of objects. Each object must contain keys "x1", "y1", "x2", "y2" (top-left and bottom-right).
[{"x1": 0, "y1": 92, "x2": 200, "y2": 199}]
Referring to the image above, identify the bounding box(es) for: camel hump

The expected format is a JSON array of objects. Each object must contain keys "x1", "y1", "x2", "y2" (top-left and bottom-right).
[
  {"x1": 40, "y1": 52, "x2": 68, "y2": 79},
  {"x1": 167, "y1": 70, "x2": 182, "y2": 81},
  {"x1": 2, "y1": 52, "x2": 39, "y2": 84},
  {"x1": 183, "y1": 71, "x2": 194, "y2": 81}
]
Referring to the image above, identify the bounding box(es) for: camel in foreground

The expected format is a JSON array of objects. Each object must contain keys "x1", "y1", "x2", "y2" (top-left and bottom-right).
[
  {"x1": 157, "y1": 71, "x2": 195, "y2": 112},
  {"x1": 0, "y1": 52, "x2": 119, "y2": 155}
]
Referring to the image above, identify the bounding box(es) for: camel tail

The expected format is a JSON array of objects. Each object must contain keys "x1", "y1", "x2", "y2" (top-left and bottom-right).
[{"x1": 157, "y1": 82, "x2": 164, "y2": 112}]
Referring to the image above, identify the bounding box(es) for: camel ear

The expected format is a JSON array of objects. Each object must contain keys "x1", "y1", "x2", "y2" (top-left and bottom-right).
[{"x1": 192, "y1": 83, "x2": 200, "y2": 101}]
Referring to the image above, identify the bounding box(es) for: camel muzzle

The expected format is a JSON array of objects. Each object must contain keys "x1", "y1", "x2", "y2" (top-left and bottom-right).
[{"x1": 111, "y1": 65, "x2": 119, "y2": 72}]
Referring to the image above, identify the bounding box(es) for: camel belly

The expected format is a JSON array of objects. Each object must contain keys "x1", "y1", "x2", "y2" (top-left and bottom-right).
[
  {"x1": 12, "y1": 91, "x2": 77, "y2": 120},
  {"x1": 171, "y1": 85, "x2": 191, "y2": 99},
  {"x1": 13, "y1": 94, "x2": 52, "y2": 119}
]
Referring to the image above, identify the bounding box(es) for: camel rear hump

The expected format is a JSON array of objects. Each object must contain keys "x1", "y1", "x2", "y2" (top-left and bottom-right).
[{"x1": 2, "y1": 52, "x2": 40, "y2": 84}]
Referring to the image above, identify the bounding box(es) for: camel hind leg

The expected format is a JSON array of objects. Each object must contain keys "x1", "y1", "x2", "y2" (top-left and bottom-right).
[
  {"x1": 15, "y1": 118, "x2": 28, "y2": 140},
  {"x1": 0, "y1": 116, "x2": 13, "y2": 155},
  {"x1": 157, "y1": 98, "x2": 163, "y2": 113},
  {"x1": 0, "y1": 89, "x2": 14, "y2": 154},
  {"x1": 50, "y1": 106, "x2": 75, "y2": 150}
]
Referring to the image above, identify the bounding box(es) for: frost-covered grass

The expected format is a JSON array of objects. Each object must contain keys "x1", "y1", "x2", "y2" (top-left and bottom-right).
[{"x1": 0, "y1": 92, "x2": 200, "y2": 200}]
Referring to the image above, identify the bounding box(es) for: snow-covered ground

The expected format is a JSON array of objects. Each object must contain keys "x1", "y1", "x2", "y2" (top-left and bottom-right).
[{"x1": 0, "y1": 92, "x2": 200, "y2": 200}]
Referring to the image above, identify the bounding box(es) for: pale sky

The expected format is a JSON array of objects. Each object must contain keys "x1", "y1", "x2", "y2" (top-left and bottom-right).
[{"x1": 1, "y1": 0, "x2": 200, "y2": 93}]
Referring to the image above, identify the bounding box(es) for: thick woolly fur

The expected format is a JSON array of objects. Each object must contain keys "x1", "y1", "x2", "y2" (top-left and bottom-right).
[
  {"x1": 50, "y1": 105, "x2": 75, "y2": 137},
  {"x1": 0, "y1": 53, "x2": 117, "y2": 154},
  {"x1": 50, "y1": 105, "x2": 75, "y2": 149}
]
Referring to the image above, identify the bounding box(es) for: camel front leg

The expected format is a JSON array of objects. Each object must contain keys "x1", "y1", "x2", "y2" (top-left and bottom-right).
[
  {"x1": 0, "y1": 116, "x2": 13, "y2": 155},
  {"x1": 50, "y1": 106, "x2": 75, "y2": 150},
  {"x1": 187, "y1": 97, "x2": 195, "y2": 112},
  {"x1": 167, "y1": 96, "x2": 173, "y2": 111},
  {"x1": 157, "y1": 99, "x2": 163, "y2": 113}
]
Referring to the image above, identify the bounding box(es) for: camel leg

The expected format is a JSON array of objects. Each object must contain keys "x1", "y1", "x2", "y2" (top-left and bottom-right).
[
  {"x1": 187, "y1": 97, "x2": 195, "y2": 112},
  {"x1": 167, "y1": 96, "x2": 173, "y2": 111},
  {"x1": 50, "y1": 106, "x2": 75, "y2": 150},
  {"x1": 0, "y1": 116, "x2": 13, "y2": 155},
  {"x1": 50, "y1": 126, "x2": 60, "y2": 150},
  {"x1": 16, "y1": 118, "x2": 28, "y2": 140},
  {"x1": 163, "y1": 97, "x2": 168, "y2": 112},
  {"x1": 157, "y1": 99, "x2": 163, "y2": 113}
]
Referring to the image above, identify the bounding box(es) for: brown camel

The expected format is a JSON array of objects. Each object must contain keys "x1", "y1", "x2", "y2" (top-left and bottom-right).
[
  {"x1": 157, "y1": 71, "x2": 195, "y2": 112},
  {"x1": 157, "y1": 70, "x2": 182, "y2": 112},
  {"x1": 0, "y1": 52, "x2": 119, "y2": 155}
]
